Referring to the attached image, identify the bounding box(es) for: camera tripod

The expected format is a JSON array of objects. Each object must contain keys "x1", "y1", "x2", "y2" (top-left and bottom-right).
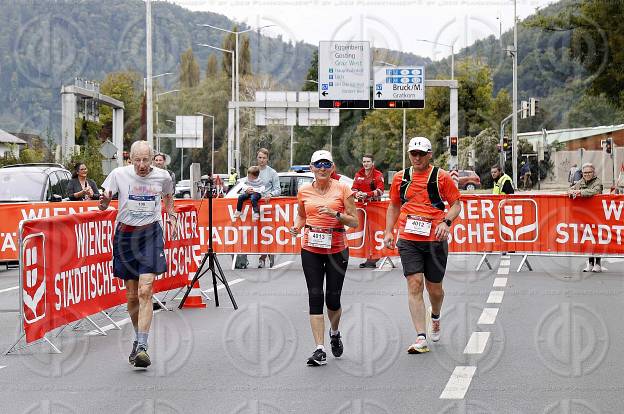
[{"x1": 178, "y1": 175, "x2": 238, "y2": 309}]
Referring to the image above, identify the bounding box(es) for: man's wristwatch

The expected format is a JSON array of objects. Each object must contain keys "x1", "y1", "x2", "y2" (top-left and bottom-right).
[{"x1": 443, "y1": 218, "x2": 452, "y2": 227}]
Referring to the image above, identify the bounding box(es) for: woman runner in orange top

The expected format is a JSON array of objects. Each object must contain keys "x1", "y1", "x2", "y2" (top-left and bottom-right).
[{"x1": 291, "y1": 150, "x2": 358, "y2": 366}]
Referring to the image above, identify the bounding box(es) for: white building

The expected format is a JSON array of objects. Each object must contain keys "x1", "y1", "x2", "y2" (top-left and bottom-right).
[{"x1": 0, "y1": 129, "x2": 27, "y2": 158}]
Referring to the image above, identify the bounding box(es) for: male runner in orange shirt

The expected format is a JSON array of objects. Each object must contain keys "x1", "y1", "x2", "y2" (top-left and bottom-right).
[{"x1": 384, "y1": 137, "x2": 461, "y2": 354}]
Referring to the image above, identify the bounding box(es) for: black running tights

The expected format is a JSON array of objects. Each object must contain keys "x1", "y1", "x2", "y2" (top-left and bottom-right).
[{"x1": 301, "y1": 248, "x2": 349, "y2": 315}]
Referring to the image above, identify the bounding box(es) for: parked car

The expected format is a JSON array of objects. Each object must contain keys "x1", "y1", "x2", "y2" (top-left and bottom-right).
[
  {"x1": 225, "y1": 171, "x2": 353, "y2": 198},
  {"x1": 289, "y1": 165, "x2": 311, "y2": 173},
  {"x1": 175, "y1": 179, "x2": 192, "y2": 198},
  {"x1": 0, "y1": 163, "x2": 72, "y2": 203},
  {"x1": 458, "y1": 170, "x2": 481, "y2": 190}
]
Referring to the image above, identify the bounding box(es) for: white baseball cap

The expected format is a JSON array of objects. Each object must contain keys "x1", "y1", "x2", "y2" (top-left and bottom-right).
[
  {"x1": 310, "y1": 150, "x2": 333, "y2": 163},
  {"x1": 407, "y1": 137, "x2": 432, "y2": 153}
]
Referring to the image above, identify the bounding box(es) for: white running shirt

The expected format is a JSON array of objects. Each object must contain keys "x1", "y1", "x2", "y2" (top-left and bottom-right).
[{"x1": 102, "y1": 165, "x2": 174, "y2": 226}]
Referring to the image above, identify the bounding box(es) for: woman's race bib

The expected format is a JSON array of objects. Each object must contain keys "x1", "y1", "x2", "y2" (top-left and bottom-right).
[{"x1": 307, "y1": 227, "x2": 333, "y2": 249}]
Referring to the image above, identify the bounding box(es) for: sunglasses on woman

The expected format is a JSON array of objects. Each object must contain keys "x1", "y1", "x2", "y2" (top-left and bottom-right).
[{"x1": 313, "y1": 160, "x2": 333, "y2": 169}]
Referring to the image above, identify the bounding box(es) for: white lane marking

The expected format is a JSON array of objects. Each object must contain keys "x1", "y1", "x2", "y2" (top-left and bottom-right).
[
  {"x1": 464, "y1": 332, "x2": 491, "y2": 354},
  {"x1": 500, "y1": 258, "x2": 510, "y2": 265},
  {"x1": 269, "y1": 261, "x2": 293, "y2": 270},
  {"x1": 86, "y1": 279, "x2": 246, "y2": 336},
  {"x1": 0, "y1": 286, "x2": 18, "y2": 294},
  {"x1": 493, "y1": 277, "x2": 507, "y2": 288},
  {"x1": 487, "y1": 290, "x2": 504, "y2": 304},
  {"x1": 477, "y1": 308, "x2": 499, "y2": 325},
  {"x1": 439, "y1": 366, "x2": 477, "y2": 399},
  {"x1": 497, "y1": 267, "x2": 509, "y2": 275},
  {"x1": 0, "y1": 366, "x2": 5, "y2": 370}
]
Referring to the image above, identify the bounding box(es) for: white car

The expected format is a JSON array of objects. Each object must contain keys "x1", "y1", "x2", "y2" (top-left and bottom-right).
[
  {"x1": 224, "y1": 171, "x2": 353, "y2": 198},
  {"x1": 175, "y1": 179, "x2": 192, "y2": 198}
]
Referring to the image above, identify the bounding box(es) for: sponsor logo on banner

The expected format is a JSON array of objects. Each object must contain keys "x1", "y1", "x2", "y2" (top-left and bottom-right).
[
  {"x1": 499, "y1": 199, "x2": 538, "y2": 242},
  {"x1": 346, "y1": 208, "x2": 367, "y2": 249},
  {"x1": 22, "y1": 234, "x2": 46, "y2": 323}
]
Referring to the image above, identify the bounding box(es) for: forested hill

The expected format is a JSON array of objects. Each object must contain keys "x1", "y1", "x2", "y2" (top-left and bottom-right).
[{"x1": 0, "y1": 0, "x2": 428, "y2": 137}]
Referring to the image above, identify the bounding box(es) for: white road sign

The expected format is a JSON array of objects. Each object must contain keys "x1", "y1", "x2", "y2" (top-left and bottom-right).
[
  {"x1": 373, "y1": 66, "x2": 425, "y2": 109},
  {"x1": 318, "y1": 41, "x2": 370, "y2": 109},
  {"x1": 175, "y1": 115, "x2": 204, "y2": 148}
]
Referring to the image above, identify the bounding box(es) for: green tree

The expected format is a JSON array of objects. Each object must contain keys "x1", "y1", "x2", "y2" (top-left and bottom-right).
[
  {"x1": 222, "y1": 29, "x2": 236, "y2": 77},
  {"x1": 527, "y1": 1, "x2": 624, "y2": 107},
  {"x1": 206, "y1": 53, "x2": 219, "y2": 78},
  {"x1": 99, "y1": 71, "x2": 142, "y2": 149},
  {"x1": 240, "y1": 35, "x2": 252, "y2": 76},
  {"x1": 179, "y1": 48, "x2": 200, "y2": 88}
]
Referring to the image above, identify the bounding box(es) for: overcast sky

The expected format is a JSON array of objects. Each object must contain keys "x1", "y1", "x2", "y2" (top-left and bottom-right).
[{"x1": 172, "y1": 0, "x2": 557, "y2": 60}]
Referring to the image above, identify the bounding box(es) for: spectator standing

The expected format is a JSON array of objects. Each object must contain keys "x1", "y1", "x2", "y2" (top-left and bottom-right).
[
  {"x1": 520, "y1": 161, "x2": 532, "y2": 190},
  {"x1": 256, "y1": 148, "x2": 281, "y2": 268},
  {"x1": 228, "y1": 168, "x2": 239, "y2": 192},
  {"x1": 568, "y1": 163, "x2": 578, "y2": 185},
  {"x1": 153, "y1": 153, "x2": 176, "y2": 183},
  {"x1": 491, "y1": 165, "x2": 514, "y2": 194},
  {"x1": 352, "y1": 154, "x2": 384, "y2": 268},
  {"x1": 67, "y1": 162, "x2": 100, "y2": 201},
  {"x1": 568, "y1": 163, "x2": 604, "y2": 272}
]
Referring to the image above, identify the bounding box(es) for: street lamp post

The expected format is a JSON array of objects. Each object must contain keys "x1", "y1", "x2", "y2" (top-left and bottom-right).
[
  {"x1": 155, "y1": 89, "x2": 180, "y2": 153},
  {"x1": 143, "y1": 72, "x2": 173, "y2": 92},
  {"x1": 197, "y1": 43, "x2": 235, "y2": 173},
  {"x1": 196, "y1": 112, "x2": 216, "y2": 176},
  {"x1": 199, "y1": 24, "x2": 275, "y2": 174},
  {"x1": 376, "y1": 61, "x2": 408, "y2": 169}
]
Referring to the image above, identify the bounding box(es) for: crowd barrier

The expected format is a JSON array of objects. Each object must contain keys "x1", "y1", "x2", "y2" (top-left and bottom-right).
[
  {"x1": 8, "y1": 204, "x2": 199, "y2": 352},
  {"x1": 1, "y1": 194, "x2": 623, "y2": 264}
]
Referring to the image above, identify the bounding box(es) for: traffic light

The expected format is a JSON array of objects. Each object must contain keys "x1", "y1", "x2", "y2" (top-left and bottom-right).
[
  {"x1": 529, "y1": 98, "x2": 539, "y2": 117},
  {"x1": 449, "y1": 136, "x2": 458, "y2": 156},
  {"x1": 521, "y1": 100, "x2": 529, "y2": 119},
  {"x1": 605, "y1": 137, "x2": 613, "y2": 154}
]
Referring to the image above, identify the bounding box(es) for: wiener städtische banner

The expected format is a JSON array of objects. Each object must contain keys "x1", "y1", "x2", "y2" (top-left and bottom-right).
[
  {"x1": 20, "y1": 205, "x2": 200, "y2": 343},
  {"x1": 4, "y1": 194, "x2": 624, "y2": 266}
]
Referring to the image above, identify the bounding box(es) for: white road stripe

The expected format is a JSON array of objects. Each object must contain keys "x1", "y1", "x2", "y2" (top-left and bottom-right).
[
  {"x1": 493, "y1": 277, "x2": 507, "y2": 288},
  {"x1": 269, "y1": 261, "x2": 293, "y2": 270},
  {"x1": 372, "y1": 268, "x2": 392, "y2": 272},
  {"x1": 464, "y1": 332, "x2": 490, "y2": 354},
  {"x1": 439, "y1": 366, "x2": 477, "y2": 399},
  {"x1": 487, "y1": 290, "x2": 504, "y2": 304},
  {"x1": 0, "y1": 286, "x2": 18, "y2": 294},
  {"x1": 477, "y1": 308, "x2": 499, "y2": 325},
  {"x1": 0, "y1": 366, "x2": 5, "y2": 370},
  {"x1": 86, "y1": 279, "x2": 246, "y2": 336},
  {"x1": 500, "y1": 258, "x2": 510, "y2": 265},
  {"x1": 497, "y1": 267, "x2": 509, "y2": 275}
]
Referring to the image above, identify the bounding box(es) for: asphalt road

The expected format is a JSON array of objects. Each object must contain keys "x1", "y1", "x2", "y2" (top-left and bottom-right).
[{"x1": 0, "y1": 253, "x2": 622, "y2": 414}]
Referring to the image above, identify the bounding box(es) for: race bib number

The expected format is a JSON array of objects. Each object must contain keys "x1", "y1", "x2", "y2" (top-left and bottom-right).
[
  {"x1": 128, "y1": 194, "x2": 157, "y2": 217},
  {"x1": 404, "y1": 215, "x2": 432, "y2": 236},
  {"x1": 307, "y1": 227, "x2": 332, "y2": 249}
]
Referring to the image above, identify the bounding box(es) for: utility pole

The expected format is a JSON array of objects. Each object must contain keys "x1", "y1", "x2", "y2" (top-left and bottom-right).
[
  {"x1": 512, "y1": 0, "x2": 519, "y2": 188},
  {"x1": 145, "y1": 0, "x2": 154, "y2": 148}
]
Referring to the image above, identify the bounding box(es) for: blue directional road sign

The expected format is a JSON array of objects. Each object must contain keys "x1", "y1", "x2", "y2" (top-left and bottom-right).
[{"x1": 373, "y1": 66, "x2": 425, "y2": 109}]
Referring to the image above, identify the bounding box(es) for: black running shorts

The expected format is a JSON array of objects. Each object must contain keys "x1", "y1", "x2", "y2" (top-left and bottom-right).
[{"x1": 396, "y1": 239, "x2": 448, "y2": 283}]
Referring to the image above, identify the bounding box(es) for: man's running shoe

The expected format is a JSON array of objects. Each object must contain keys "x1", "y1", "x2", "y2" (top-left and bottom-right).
[
  {"x1": 430, "y1": 318, "x2": 441, "y2": 342},
  {"x1": 306, "y1": 348, "x2": 327, "y2": 366},
  {"x1": 583, "y1": 262, "x2": 591, "y2": 272},
  {"x1": 128, "y1": 341, "x2": 138, "y2": 365},
  {"x1": 407, "y1": 336, "x2": 430, "y2": 354},
  {"x1": 592, "y1": 264, "x2": 602, "y2": 273},
  {"x1": 329, "y1": 330, "x2": 343, "y2": 357},
  {"x1": 134, "y1": 345, "x2": 151, "y2": 368},
  {"x1": 258, "y1": 258, "x2": 265, "y2": 268}
]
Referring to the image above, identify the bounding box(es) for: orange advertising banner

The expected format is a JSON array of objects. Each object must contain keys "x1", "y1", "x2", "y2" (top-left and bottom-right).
[{"x1": 3, "y1": 195, "x2": 624, "y2": 266}]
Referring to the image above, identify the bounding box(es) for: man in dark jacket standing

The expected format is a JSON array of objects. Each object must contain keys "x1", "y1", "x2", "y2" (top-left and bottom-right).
[{"x1": 352, "y1": 154, "x2": 385, "y2": 268}]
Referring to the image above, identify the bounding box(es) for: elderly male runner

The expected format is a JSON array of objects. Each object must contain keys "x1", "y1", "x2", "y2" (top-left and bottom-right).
[
  {"x1": 384, "y1": 137, "x2": 461, "y2": 354},
  {"x1": 99, "y1": 140, "x2": 177, "y2": 368}
]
